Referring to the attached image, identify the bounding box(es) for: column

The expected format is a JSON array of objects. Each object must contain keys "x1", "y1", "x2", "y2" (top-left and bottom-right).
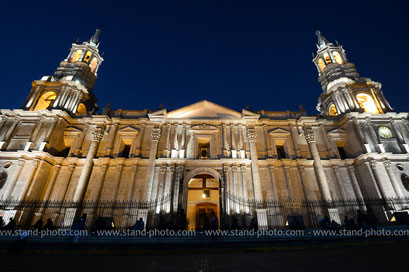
[
  {"x1": 282, "y1": 164, "x2": 292, "y2": 199},
  {"x1": 156, "y1": 166, "x2": 167, "y2": 213},
  {"x1": 42, "y1": 164, "x2": 62, "y2": 202},
  {"x1": 347, "y1": 166, "x2": 365, "y2": 210},
  {"x1": 332, "y1": 166, "x2": 348, "y2": 200},
  {"x1": 230, "y1": 125, "x2": 236, "y2": 158},
  {"x1": 305, "y1": 128, "x2": 332, "y2": 201},
  {"x1": 248, "y1": 130, "x2": 268, "y2": 229},
  {"x1": 112, "y1": 164, "x2": 125, "y2": 200},
  {"x1": 17, "y1": 159, "x2": 40, "y2": 201},
  {"x1": 173, "y1": 164, "x2": 184, "y2": 219},
  {"x1": 232, "y1": 165, "x2": 239, "y2": 213},
  {"x1": 240, "y1": 166, "x2": 249, "y2": 213},
  {"x1": 144, "y1": 128, "x2": 161, "y2": 200},
  {"x1": 72, "y1": 128, "x2": 104, "y2": 202},
  {"x1": 369, "y1": 160, "x2": 390, "y2": 200},
  {"x1": 223, "y1": 165, "x2": 233, "y2": 214},
  {"x1": 247, "y1": 130, "x2": 263, "y2": 201},
  {"x1": 106, "y1": 123, "x2": 119, "y2": 156},
  {"x1": 222, "y1": 124, "x2": 229, "y2": 157},
  {"x1": 163, "y1": 166, "x2": 174, "y2": 213},
  {"x1": 2, "y1": 159, "x2": 25, "y2": 200},
  {"x1": 383, "y1": 160, "x2": 404, "y2": 198}
]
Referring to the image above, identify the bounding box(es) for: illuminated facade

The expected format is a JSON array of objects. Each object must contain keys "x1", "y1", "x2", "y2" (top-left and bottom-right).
[{"x1": 1, "y1": 29, "x2": 409, "y2": 229}]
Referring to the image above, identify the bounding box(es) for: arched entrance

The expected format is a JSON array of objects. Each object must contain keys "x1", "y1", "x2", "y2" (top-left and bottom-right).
[{"x1": 182, "y1": 168, "x2": 222, "y2": 230}]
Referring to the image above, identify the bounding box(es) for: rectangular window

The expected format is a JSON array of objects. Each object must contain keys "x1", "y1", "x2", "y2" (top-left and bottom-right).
[
  {"x1": 337, "y1": 146, "x2": 347, "y2": 160},
  {"x1": 276, "y1": 145, "x2": 286, "y2": 159},
  {"x1": 118, "y1": 144, "x2": 131, "y2": 158},
  {"x1": 199, "y1": 143, "x2": 209, "y2": 159}
]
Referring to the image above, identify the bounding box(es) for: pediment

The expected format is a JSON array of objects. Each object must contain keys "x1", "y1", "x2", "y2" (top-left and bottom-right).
[
  {"x1": 118, "y1": 126, "x2": 139, "y2": 134},
  {"x1": 64, "y1": 126, "x2": 82, "y2": 134},
  {"x1": 167, "y1": 100, "x2": 242, "y2": 119},
  {"x1": 190, "y1": 123, "x2": 219, "y2": 134},
  {"x1": 327, "y1": 128, "x2": 347, "y2": 136},
  {"x1": 269, "y1": 127, "x2": 290, "y2": 135}
]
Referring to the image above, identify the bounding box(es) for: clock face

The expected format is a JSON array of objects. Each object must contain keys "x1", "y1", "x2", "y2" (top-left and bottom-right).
[{"x1": 378, "y1": 126, "x2": 393, "y2": 139}]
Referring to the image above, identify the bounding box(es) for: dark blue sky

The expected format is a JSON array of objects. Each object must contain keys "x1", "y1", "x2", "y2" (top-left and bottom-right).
[{"x1": 1, "y1": 0, "x2": 408, "y2": 114}]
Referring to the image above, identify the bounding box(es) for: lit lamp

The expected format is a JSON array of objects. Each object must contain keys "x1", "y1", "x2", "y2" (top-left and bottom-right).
[{"x1": 202, "y1": 193, "x2": 206, "y2": 199}]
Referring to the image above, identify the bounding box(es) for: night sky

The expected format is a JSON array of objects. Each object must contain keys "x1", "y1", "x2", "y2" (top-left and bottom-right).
[{"x1": 1, "y1": 1, "x2": 408, "y2": 115}]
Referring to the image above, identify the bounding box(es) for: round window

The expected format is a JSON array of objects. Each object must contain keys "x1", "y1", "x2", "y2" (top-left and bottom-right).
[
  {"x1": 3, "y1": 161, "x2": 12, "y2": 169},
  {"x1": 397, "y1": 164, "x2": 405, "y2": 172}
]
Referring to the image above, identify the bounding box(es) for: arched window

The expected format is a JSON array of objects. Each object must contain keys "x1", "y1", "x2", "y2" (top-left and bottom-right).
[
  {"x1": 323, "y1": 52, "x2": 332, "y2": 64},
  {"x1": 332, "y1": 51, "x2": 343, "y2": 64},
  {"x1": 76, "y1": 103, "x2": 87, "y2": 114},
  {"x1": 328, "y1": 104, "x2": 338, "y2": 116},
  {"x1": 70, "y1": 50, "x2": 82, "y2": 63},
  {"x1": 90, "y1": 58, "x2": 98, "y2": 72},
  {"x1": 318, "y1": 58, "x2": 325, "y2": 72},
  {"x1": 33, "y1": 91, "x2": 57, "y2": 111},
  {"x1": 83, "y1": 51, "x2": 92, "y2": 63},
  {"x1": 356, "y1": 93, "x2": 379, "y2": 114}
]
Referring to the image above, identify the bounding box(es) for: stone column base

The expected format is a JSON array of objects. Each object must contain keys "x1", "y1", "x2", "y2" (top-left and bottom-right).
[
  {"x1": 328, "y1": 208, "x2": 341, "y2": 224},
  {"x1": 256, "y1": 208, "x2": 268, "y2": 230}
]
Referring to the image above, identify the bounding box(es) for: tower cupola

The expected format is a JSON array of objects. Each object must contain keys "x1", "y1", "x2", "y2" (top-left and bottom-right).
[
  {"x1": 22, "y1": 27, "x2": 104, "y2": 115},
  {"x1": 313, "y1": 30, "x2": 393, "y2": 117}
]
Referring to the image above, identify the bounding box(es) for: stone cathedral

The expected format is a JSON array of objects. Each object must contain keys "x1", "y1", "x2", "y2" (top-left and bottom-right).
[{"x1": 1, "y1": 28, "x2": 409, "y2": 230}]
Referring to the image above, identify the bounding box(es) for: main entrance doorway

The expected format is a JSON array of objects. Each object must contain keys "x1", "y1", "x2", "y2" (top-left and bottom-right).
[{"x1": 186, "y1": 174, "x2": 219, "y2": 230}]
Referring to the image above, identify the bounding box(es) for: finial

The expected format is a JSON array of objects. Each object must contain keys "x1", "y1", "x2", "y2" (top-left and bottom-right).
[
  {"x1": 86, "y1": 25, "x2": 103, "y2": 48},
  {"x1": 314, "y1": 27, "x2": 332, "y2": 49},
  {"x1": 75, "y1": 38, "x2": 79, "y2": 44},
  {"x1": 101, "y1": 52, "x2": 105, "y2": 58}
]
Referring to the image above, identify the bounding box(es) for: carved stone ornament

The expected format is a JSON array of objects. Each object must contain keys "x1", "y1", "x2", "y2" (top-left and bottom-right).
[
  {"x1": 92, "y1": 129, "x2": 104, "y2": 142},
  {"x1": 247, "y1": 131, "x2": 257, "y2": 142},
  {"x1": 304, "y1": 128, "x2": 316, "y2": 143}
]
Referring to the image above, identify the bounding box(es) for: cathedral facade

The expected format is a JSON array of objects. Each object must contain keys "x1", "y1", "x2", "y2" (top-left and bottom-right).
[{"x1": 1, "y1": 29, "x2": 409, "y2": 229}]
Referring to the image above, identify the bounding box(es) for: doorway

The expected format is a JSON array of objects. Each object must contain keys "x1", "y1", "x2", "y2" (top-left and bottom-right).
[{"x1": 186, "y1": 174, "x2": 219, "y2": 230}]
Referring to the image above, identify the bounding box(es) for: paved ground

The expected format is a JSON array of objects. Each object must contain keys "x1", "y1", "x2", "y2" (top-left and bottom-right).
[{"x1": 0, "y1": 241, "x2": 408, "y2": 272}]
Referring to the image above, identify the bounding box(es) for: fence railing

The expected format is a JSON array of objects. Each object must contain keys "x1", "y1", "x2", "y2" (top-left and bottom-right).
[
  {"x1": 224, "y1": 193, "x2": 409, "y2": 229},
  {"x1": 1, "y1": 194, "x2": 408, "y2": 231}
]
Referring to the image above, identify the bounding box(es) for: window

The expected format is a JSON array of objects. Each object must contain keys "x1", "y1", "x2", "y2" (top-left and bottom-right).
[
  {"x1": 33, "y1": 91, "x2": 56, "y2": 111},
  {"x1": 318, "y1": 58, "x2": 325, "y2": 72},
  {"x1": 83, "y1": 51, "x2": 92, "y2": 63},
  {"x1": 118, "y1": 144, "x2": 131, "y2": 158},
  {"x1": 199, "y1": 143, "x2": 209, "y2": 159},
  {"x1": 332, "y1": 51, "x2": 343, "y2": 64},
  {"x1": 323, "y1": 52, "x2": 332, "y2": 64},
  {"x1": 90, "y1": 58, "x2": 98, "y2": 72},
  {"x1": 76, "y1": 103, "x2": 87, "y2": 114},
  {"x1": 71, "y1": 50, "x2": 82, "y2": 63},
  {"x1": 337, "y1": 147, "x2": 347, "y2": 160},
  {"x1": 276, "y1": 145, "x2": 286, "y2": 159},
  {"x1": 328, "y1": 104, "x2": 338, "y2": 116},
  {"x1": 356, "y1": 93, "x2": 379, "y2": 114}
]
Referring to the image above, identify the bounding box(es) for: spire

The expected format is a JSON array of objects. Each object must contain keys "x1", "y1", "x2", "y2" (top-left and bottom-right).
[
  {"x1": 315, "y1": 30, "x2": 332, "y2": 50},
  {"x1": 86, "y1": 25, "x2": 103, "y2": 48}
]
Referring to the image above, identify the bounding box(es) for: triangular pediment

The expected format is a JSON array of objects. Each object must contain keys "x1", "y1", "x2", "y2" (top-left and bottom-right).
[
  {"x1": 118, "y1": 126, "x2": 139, "y2": 133},
  {"x1": 269, "y1": 128, "x2": 290, "y2": 134},
  {"x1": 64, "y1": 126, "x2": 82, "y2": 134},
  {"x1": 167, "y1": 100, "x2": 242, "y2": 119},
  {"x1": 327, "y1": 128, "x2": 347, "y2": 136}
]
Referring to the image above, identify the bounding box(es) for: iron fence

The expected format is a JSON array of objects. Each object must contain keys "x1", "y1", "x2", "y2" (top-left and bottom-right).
[{"x1": 0, "y1": 194, "x2": 408, "y2": 231}]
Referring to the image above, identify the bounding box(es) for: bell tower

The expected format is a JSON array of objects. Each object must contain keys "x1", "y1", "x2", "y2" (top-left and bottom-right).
[
  {"x1": 22, "y1": 27, "x2": 104, "y2": 115},
  {"x1": 312, "y1": 30, "x2": 393, "y2": 117}
]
